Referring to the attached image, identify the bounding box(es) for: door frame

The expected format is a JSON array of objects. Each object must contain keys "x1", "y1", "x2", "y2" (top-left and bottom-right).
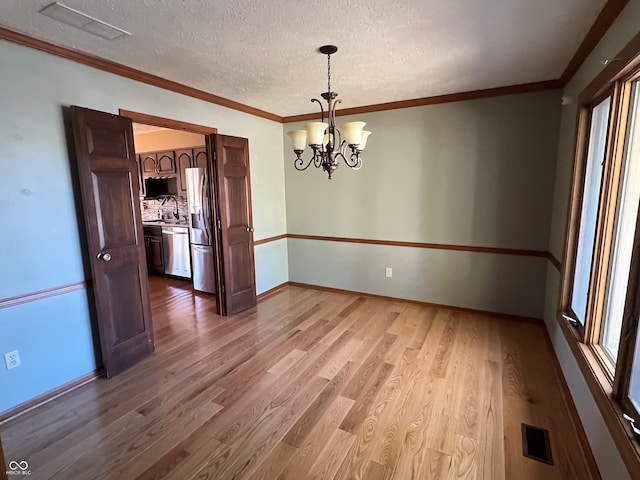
[{"x1": 118, "y1": 110, "x2": 223, "y2": 317}]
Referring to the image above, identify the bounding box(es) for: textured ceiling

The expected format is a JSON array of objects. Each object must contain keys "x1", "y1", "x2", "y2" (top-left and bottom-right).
[{"x1": 0, "y1": 0, "x2": 608, "y2": 116}]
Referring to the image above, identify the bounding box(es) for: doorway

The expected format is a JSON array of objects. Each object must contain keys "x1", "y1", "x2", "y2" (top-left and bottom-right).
[
  {"x1": 129, "y1": 117, "x2": 212, "y2": 344},
  {"x1": 70, "y1": 106, "x2": 256, "y2": 378}
]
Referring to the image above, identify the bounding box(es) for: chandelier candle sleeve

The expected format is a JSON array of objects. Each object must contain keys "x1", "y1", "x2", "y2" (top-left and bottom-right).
[
  {"x1": 340, "y1": 122, "x2": 366, "y2": 146},
  {"x1": 358, "y1": 131, "x2": 371, "y2": 151},
  {"x1": 287, "y1": 130, "x2": 307, "y2": 151},
  {"x1": 305, "y1": 122, "x2": 328, "y2": 146}
]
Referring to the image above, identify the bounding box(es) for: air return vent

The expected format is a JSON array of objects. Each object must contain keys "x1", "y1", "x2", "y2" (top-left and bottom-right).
[
  {"x1": 39, "y1": 2, "x2": 131, "y2": 40},
  {"x1": 521, "y1": 423, "x2": 554, "y2": 465}
]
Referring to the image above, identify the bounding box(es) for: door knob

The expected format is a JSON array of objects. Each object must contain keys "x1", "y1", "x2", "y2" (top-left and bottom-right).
[
  {"x1": 246, "y1": 227, "x2": 254, "y2": 233},
  {"x1": 97, "y1": 252, "x2": 112, "y2": 262}
]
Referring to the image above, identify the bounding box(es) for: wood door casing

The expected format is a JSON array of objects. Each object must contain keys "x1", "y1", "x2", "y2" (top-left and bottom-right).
[
  {"x1": 71, "y1": 106, "x2": 155, "y2": 377},
  {"x1": 209, "y1": 134, "x2": 256, "y2": 315}
]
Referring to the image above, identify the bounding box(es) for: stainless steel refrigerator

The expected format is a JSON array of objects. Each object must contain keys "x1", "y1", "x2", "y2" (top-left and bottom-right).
[{"x1": 185, "y1": 167, "x2": 216, "y2": 294}]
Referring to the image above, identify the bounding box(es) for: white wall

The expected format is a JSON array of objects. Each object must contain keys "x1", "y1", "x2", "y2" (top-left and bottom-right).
[
  {"x1": 543, "y1": 1, "x2": 640, "y2": 478},
  {"x1": 284, "y1": 91, "x2": 561, "y2": 317},
  {"x1": 0, "y1": 39, "x2": 288, "y2": 412}
]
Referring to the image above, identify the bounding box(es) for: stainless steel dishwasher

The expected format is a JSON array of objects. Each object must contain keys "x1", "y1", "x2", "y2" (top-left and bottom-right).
[{"x1": 162, "y1": 226, "x2": 191, "y2": 278}]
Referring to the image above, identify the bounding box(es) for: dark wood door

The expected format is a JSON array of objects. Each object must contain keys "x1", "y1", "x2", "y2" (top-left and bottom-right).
[
  {"x1": 71, "y1": 106, "x2": 154, "y2": 378},
  {"x1": 208, "y1": 134, "x2": 256, "y2": 315}
]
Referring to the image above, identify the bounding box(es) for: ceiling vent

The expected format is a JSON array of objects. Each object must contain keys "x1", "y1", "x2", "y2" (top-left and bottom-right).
[{"x1": 39, "y1": 2, "x2": 131, "y2": 41}]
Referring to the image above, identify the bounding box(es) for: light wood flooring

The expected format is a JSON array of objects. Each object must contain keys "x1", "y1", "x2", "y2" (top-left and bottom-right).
[{"x1": 1, "y1": 276, "x2": 596, "y2": 479}]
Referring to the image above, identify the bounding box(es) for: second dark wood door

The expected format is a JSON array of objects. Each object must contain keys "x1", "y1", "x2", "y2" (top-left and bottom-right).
[{"x1": 208, "y1": 134, "x2": 256, "y2": 315}]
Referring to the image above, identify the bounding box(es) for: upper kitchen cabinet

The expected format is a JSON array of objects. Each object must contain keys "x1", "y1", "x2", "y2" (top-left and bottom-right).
[
  {"x1": 136, "y1": 155, "x2": 146, "y2": 197},
  {"x1": 156, "y1": 150, "x2": 176, "y2": 175},
  {"x1": 140, "y1": 150, "x2": 176, "y2": 177},
  {"x1": 175, "y1": 149, "x2": 193, "y2": 195},
  {"x1": 193, "y1": 147, "x2": 207, "y2": 170},
  {"x1": 141, "y1": 152, "x2": 157, "y2": 176}
]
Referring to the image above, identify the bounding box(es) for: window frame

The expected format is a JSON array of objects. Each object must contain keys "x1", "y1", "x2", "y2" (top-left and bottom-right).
[{"x1": 559, "y1": 33, "x2": 640, "y2": 478}]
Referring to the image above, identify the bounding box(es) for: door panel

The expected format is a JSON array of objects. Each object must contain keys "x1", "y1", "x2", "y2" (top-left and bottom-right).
[
  {"x1": 208, "y1": 134, "x2": 256, "y2": 315},
  {"x1": 71, "y1": 106, "x2": 154, "y2": 378},
  {"x1": 224, "y1": 176, "x2": 249, "y2": 227},
  {"x1": 91, "y1": 168, "x2": 137, "y2": 249}
]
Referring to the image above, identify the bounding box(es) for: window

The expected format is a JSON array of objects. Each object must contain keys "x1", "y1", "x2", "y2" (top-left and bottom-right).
[
  {"x1": 561, "y1": 42, "x2": 640, "y2": 465},
  {"x1": 570, "y1": 96, "x2": 610, "y2": 327}
]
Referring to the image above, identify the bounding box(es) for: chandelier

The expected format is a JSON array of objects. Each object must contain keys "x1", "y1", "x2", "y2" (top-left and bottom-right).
[{"x1": 287, "y1": 45, "x2": 371, "y2": 179}]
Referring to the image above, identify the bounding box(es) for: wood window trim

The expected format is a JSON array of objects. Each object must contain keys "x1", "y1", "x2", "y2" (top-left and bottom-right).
[
  {"x1": 557, "y1": 30, "x2": 640, "y2": 478},
  {"x1": 556, "y1": 310, "x2": 640, "y2": 477}
]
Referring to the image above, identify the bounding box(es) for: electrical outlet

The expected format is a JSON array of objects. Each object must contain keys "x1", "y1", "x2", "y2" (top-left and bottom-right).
[
  {"x1": 5, "y1": 350, "x2": 21, "y2": 370},
  {"x1": 385, "y1": 267, "x2": 393, "y2": 278}
]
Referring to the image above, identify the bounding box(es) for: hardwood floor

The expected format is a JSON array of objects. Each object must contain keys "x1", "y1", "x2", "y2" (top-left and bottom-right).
[{"x1": 1, "y1": 276, "x2": 596, "y2": 479}]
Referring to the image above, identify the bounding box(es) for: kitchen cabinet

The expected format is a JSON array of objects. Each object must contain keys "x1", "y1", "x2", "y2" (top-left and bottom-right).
[
  {"x1": 139, "y1": 150, "x2": 175, "y2": 177},
  {"x1": 156, "y1": 150, "x2": 176, "y2": 175},
  {"x1": 141, "y1": 153, "x2": 158, "y2": 176},
  {"x1": 193, "y1": 147, "x2": 207, "y2": 169},
  {"x1": 136, "y1": 155, "x2": 146, "y2": 197},
  {"x1": 143, "y1": 226, "x2": 164, "y2": 274},
  {"x1": 135, "y1": 146, "x2": 206, "y2": 198},
  {"x1": 175, "y1": 149, "x2": 193, "y2": 195}
]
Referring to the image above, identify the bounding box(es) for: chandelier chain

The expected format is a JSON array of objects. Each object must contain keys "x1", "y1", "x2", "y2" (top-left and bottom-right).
[{"x1": 327, "y1": 52, "x2": 331, "y2": 94}]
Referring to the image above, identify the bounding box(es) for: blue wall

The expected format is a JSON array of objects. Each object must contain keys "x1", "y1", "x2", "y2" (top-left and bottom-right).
[{"x1": 0, "y1": 38, "x2": 288, "y2": 414}]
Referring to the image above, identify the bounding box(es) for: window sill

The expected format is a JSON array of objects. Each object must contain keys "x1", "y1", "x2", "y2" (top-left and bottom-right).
[{"x1": 556, "y1": 310, "x2": 640, "y2": 479}]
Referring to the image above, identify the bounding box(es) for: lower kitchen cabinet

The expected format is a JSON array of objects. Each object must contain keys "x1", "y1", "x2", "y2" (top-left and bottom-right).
[{"x1": 143, "y1": 226, "x2": 164, "y2": 274}]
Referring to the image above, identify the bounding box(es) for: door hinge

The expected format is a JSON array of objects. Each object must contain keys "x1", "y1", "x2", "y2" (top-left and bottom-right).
[
  {"x1": 221, "y1": 284, "x2": 225, "y2": 293},
  {"x1": 623, "y1": 413, "x2": 640, "y2": 437},
  {"x1": 217, "y1": 218, "x2": 221, "y2": 229}
]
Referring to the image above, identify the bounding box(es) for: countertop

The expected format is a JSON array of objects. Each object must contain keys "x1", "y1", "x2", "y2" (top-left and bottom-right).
[{"x1": 142, "y1": 220, "x2": 189, "y2": 228}]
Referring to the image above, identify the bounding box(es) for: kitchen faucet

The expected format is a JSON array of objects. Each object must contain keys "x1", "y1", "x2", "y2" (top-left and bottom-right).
[{"x1": 161, "y1": 196, "x2": 180, "y2": 219}]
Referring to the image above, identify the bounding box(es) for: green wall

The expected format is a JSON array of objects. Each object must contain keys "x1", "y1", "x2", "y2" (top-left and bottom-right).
[
  {"x1": 284, "y1": 91, "x2": 561, "y2": 318},
  {"x1": 543, "y1": 0, "x2": 640, "y2": 478}
]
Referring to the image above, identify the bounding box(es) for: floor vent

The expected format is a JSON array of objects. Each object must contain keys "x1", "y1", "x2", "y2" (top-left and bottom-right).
[{"x1": 521, "y1": 423, "x2": 554, "y2": 465}]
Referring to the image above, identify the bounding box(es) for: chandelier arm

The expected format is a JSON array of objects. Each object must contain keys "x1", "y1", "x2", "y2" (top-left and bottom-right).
[
  {"x1": 313, "y1": 151, "x2": 325, "y2": 168},
  {"x1": 310, "y1": 98, "x2": 325, "y2": 123},
  {"x1": 293, "y1": 154, "x2": 316, "y2": 171},
  {"x1": 341, "y1": 149, "x2": 363, "y2": 169}
]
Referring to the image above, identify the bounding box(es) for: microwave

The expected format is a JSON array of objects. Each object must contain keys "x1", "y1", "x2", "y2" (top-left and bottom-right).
[{"x1": 144, "y1": 177, "x2": 178, "y2": 198}]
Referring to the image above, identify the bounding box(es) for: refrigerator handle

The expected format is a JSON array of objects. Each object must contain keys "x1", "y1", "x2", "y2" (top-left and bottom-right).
[{"x1": 201, "y1": 171, "x2": 211, "y2": 243}]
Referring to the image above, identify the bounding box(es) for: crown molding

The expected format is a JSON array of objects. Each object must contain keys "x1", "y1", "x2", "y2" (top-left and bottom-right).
[
  {"x1": 0, "y1": 24, "x2": 283, "y2": 123},
  {"x1": 0, "y1": 0, "x2": 629, "y2": 124},
  {"x1": 559, "y1": 0, "x2": 631, "y2": 86},
  {"x1": 282, "y1": 80, "x2": 563, "y2": 123}
]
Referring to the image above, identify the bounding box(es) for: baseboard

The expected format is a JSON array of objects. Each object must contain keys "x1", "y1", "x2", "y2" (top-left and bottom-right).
[
  {"x1": 0, "y1": 369, "x2": 102, "y2": 425},
  {"x1": 287, "y1": 281, "x2": 543, "y2": 325},
  {"x1": 541, "y1": 326, "x2": 602, "y2": 479},
  {"x1": 256, "y1": 281, "x2": 290, "y2": 301}
]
